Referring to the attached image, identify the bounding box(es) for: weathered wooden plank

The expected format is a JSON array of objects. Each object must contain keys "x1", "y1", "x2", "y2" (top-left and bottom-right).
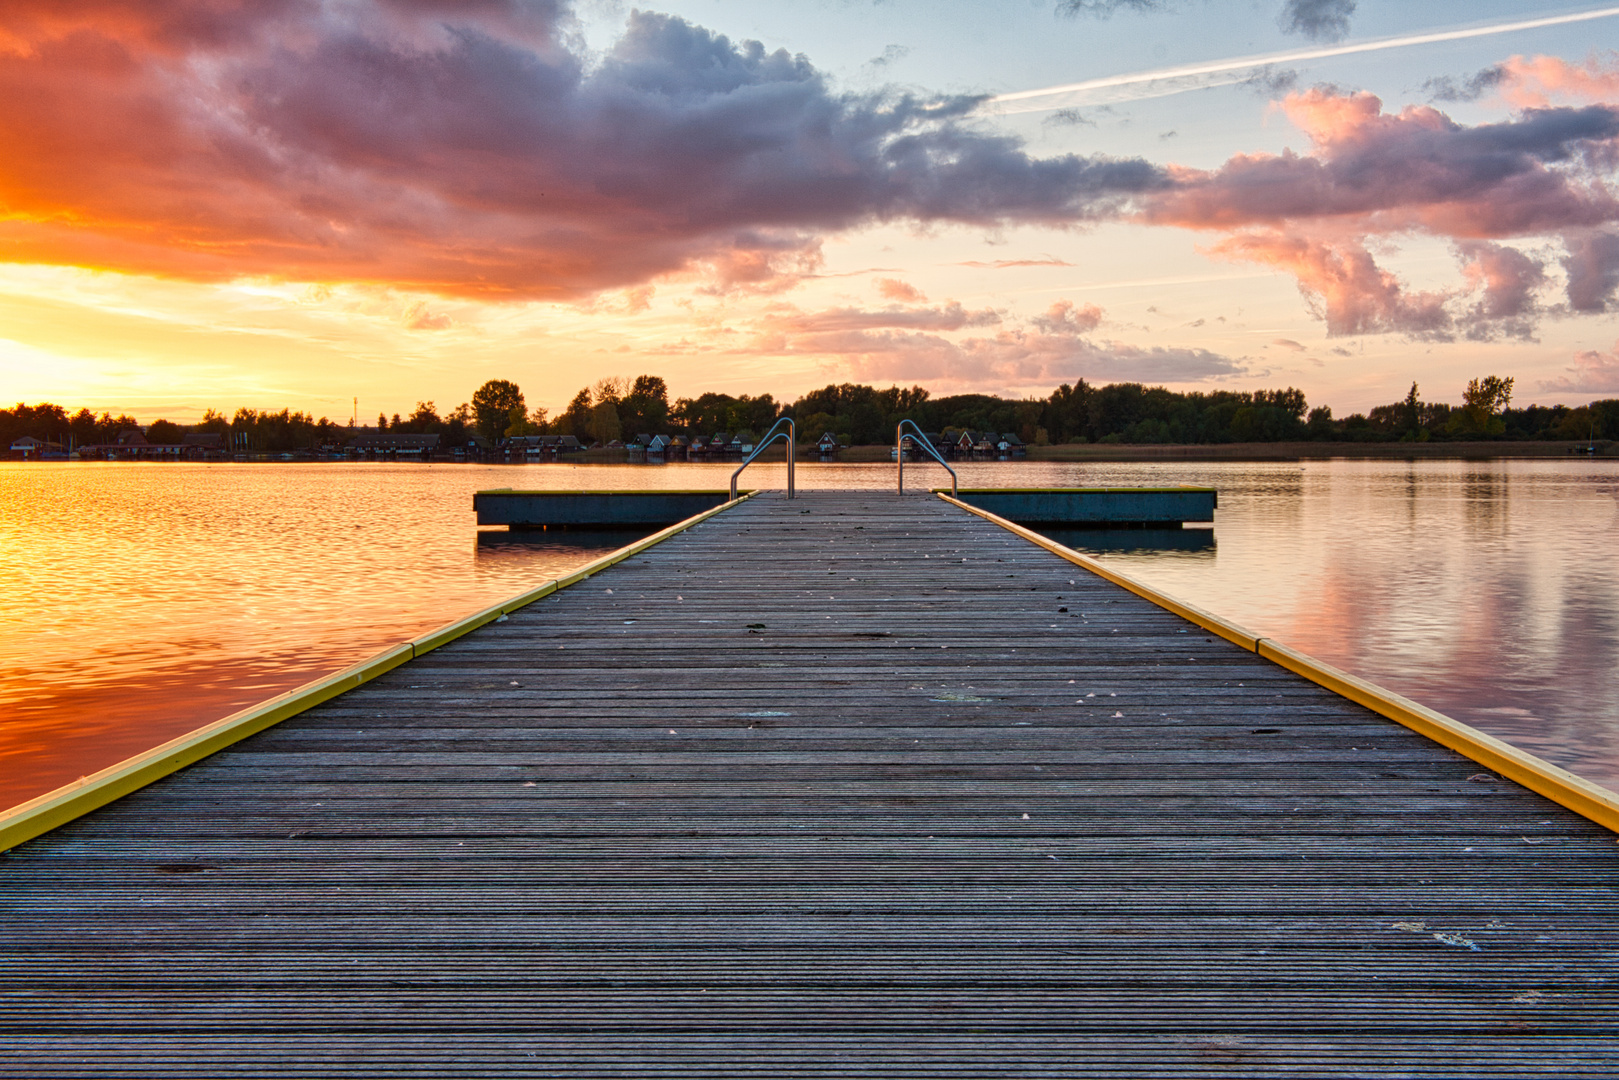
[{"x1": 2, "y1": 489, "x2": 1616, "y2": 1078}]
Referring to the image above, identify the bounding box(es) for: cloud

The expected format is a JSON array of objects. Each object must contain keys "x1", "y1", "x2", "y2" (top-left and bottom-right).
[
  {"x1": 1242, "y1": 66, "x2": 1300, "y2": 97},
  {"x1": 1455, "y1": 240, "x2": 1544, "y2": 339},
  {"x1": 1500, "y1": 52, "x2": 1619, "y2": 108},
  {"x1": 1277, "y1": 0, "x2": 1355, "y2": 44},
  {"x1": 1271, "y1": 338, "x2": 1305, "y2": 351},
  {"x1": 748, "y1": 295, "x2": 1240, "y2": 388},
  {"x1": 401, "y1": 300, "x2": 452, "y2": 331},
  {"x1": 758, "y1": 300, "x2": 1002, "y2": 334},
  {"x1": 866, "y1": 44, "x2": 909, "y2": 69},
  {"x1": 1054, "y1": 0, "x2": 1173, "y2": 17},
  {"x1": 1422, "y1": 65, "x2": 1506, "y2": 104},
  {"x1": 1044, "y1": 108, "x2": 1097, "y2": 127},
  {"x1": 1031, "y1": 299, "x2": 1103, "y2": 333},
  {"x1": 1561, "y1": 230, "x2": 1619, "y2": 312},
  {"x1": 1146, "y1": 88, "x2": 1619, "y2": 238},
  {"x1": 1138, "y1": 86, "x2": 1619, "y2": 337},
  {"x1": 1210, "y1": 232, "x2": 1451, "y2": 338},
  {"x1": 0, "y1": 1, "x2": 1166, "y2": 300},
  {"x1": 818, "y1": 326, "x2": 1245, "y2": 388},
  {"x1": 957, "y1": 257, "x2": 1075, "y2": 268},
  {"x1": 875, "y1": 277, "x2": 925, "y2": 302},
  {"x1": 1539, "y1": 340, "x2": 1619, "y2": 394}
]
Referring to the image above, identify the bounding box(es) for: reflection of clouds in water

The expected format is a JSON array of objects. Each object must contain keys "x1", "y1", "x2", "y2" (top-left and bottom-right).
[
  {"x1": 3, "y1": 458, "x2": 1617, "y2": 807},
  {"x1": 1095, "y1": 459, "x2": 1619, "y2": 791}
]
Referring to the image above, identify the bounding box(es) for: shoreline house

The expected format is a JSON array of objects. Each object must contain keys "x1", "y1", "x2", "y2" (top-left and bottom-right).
[
  {"x1": 895, "y1": 431, "x2": 951, "y2": 461},
  {"x1": 346, "y1": 432, "x2": 441, "y2": 460},
  {"x1": 181, "y1": 433, "x2": 228, "y2": 460},
  {"x1": 816, "y1": 432, "x2": 840, "y2": 457},
  {"x1": 79, "y1": 428, "x2": 221, "y2": 462},
  {"x1": 9, "y1": 436, "x2": 65, "y2": 460},
  {"x1": 503, "y1": 434, "x2": 584, "y2": 461}
]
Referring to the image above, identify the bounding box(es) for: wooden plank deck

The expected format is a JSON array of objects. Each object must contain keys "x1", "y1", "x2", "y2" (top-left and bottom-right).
[{"x1": 3, "y1": 489, "x2": 1617, "y2": 1077}]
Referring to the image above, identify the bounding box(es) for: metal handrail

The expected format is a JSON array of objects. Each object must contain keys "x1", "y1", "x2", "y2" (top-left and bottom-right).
[
  {"x1": 730, "y1": 417, "x2": 796, "y2": 500},
  {"x1": 895, "y1": 419, "x2": 957, "y2": 497}
]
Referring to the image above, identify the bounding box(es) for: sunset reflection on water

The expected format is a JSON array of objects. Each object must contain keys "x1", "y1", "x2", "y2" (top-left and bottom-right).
[{"x1": 2, "y1": 457, "x2": 1616, "y2": 811}]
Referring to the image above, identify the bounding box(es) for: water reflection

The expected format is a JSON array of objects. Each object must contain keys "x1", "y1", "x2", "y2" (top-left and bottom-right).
[
  {"x1": 1037, "y1": 526, "x2": 1216, "y2": 556},
  {"x1": 475, "y1": 527, "x2": 656, "y2": 559},
  {"x1": 3, "y1": 458, "x2": 1617, "y2": 810}
]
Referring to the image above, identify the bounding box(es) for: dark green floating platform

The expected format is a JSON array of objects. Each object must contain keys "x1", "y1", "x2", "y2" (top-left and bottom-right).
[
  {"x1": 946, "y1": 486, "x2": 1216, "y2": 526},
  {"x1": 475, "y1": 489, "x2": 740, "y2": 528}
]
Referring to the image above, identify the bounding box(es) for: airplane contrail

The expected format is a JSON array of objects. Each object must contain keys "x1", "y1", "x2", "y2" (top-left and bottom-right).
[{"x1": 983, "y1": 5, "x2": 1619, "y2": 114}]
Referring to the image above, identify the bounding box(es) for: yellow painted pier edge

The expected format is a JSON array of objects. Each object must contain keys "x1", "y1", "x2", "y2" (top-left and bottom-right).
[
  {"x1": 0, "y1": 492, "x2": 756, "y2": 853},
  {"x1": 939, "y1": 491, "x2": 1619, "y2": 834}
]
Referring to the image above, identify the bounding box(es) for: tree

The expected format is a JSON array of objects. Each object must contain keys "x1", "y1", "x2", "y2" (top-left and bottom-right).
[
  {"x1": 558, "y1": 388, "x2": 593, "y2": 440},
  {"x1": 593, "y1": 376, "x2": 626, "y2": 407},
  {"x1": 401, "y1": 401, "x2": 441, "y2": 434},
  {"x1": 443, "y1": 403, "x2": 472, "y2": 444},
  {"x1": 620, "y1": 374, "x2": 670, "y2": 437},
  {"x1": 471, "y1": 379, "x2": 525, "y2": 442},
  {"x1": 1448, "y1": 375, "x2": 1514, "y2": 437},
  {"x1": 1400, "y1": 382, "x2": 1422, "y2": 438},
  {"x1": 590, "y1": 398, "x2": 622, "y2": 444},
  {"x1": 146, "y1": 419, "x2": 184, "y2": 443}
]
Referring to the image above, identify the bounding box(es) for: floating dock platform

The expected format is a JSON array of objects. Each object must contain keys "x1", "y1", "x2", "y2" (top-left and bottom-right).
[
  {"x1": 475, "y1": 488, "x2": 737, "y2": 528},
  {"x1": 950, "y1": 485, "x2": 1216, "y2": 526},
  {"x1": 3, "y1": 490, "x2": 1617, "y2": 1077}
]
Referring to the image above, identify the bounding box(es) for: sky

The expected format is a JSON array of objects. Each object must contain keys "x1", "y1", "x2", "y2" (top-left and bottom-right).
[{"x1": 2, "y1": 0, "x2": 1619, "y2": 423}]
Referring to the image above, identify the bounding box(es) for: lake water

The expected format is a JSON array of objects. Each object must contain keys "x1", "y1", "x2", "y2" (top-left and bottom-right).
[{"x1": 3, "y1": 457, "x2": 1616, "y2": 810}]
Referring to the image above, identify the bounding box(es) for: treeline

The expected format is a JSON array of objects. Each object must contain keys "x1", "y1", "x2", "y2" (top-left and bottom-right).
[
  {"x1": 0, "y1": 403, "x2": 358, "y2": 453},
  {"x1": 7, "y1": 374, "x2": 1616, "y2": 451}
]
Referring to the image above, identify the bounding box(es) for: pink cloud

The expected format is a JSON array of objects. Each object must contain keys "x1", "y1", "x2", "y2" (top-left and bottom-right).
[
  {"x1": 743, "y1": 299, "x2": 1241, "y2": 389},
  {"x1": 1455, "y1": 239, "x2": 1545, "y2": 340},
  {"x1": 1146, "y1": 88, "x2": 1619, "y2": 239},
  {"x1": 1143, "y1": 86, "x2": 1619, "y2": 336},
  {"x1": 1030, "y1": 299, "x2": 1103, "y2": 334},
  {"x1": 1539, "y1": 340, "x2": 1619, "y2": 394},
  {"x1": 875, "y1": 278, "x2": 926, "y2": 302},
  {"x1": 1210, "y1": 232, "x2": 1451, "y2": 338},
  {"x1": 1501, "y1": 52, "x2": 1619, "y2": 108}
]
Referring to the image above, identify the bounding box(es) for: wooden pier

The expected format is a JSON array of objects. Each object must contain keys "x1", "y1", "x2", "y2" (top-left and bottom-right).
[{"x1": 4, "y1": 490, "x2": 1618, "y2": 1076}]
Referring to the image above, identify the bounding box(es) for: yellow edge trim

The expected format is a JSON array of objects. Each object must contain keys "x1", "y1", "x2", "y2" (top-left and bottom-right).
[
  {"x1": 940, "y1": 492, "x2": 1619, "y2": 834},
  {"x1": 0, "y1": 491, "x2": 756, "y2": 853},
  {"x1": 937, "y1": 486, "x2": 1216, "y2": 495}
]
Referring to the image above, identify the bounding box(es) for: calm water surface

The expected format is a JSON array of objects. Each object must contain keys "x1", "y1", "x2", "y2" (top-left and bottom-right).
[{"x1": 2, "y1": 458, "x2": 1616, "y2": 809}]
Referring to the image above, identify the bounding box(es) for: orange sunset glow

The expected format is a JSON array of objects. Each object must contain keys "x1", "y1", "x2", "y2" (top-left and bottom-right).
[{"x1": 2, "y1": 2, "x2": 1619, "y2": 422}]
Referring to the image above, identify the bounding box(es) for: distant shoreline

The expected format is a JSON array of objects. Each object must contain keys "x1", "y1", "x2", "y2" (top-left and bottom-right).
[
  {"x1": 7, "y1": 438, "x2": 1610, "y2": 466},
  {"x1": 838, "y1": 440, "x2": 1614, "y2": 463}
]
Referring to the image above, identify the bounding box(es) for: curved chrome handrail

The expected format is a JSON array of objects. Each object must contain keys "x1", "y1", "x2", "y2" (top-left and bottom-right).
[
  {"x1": 895, "y1": 418, "x2": 957, "y2": 497},
  {"x1": 730, "y1": 417, "x2": 796, "y2": 500}
]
